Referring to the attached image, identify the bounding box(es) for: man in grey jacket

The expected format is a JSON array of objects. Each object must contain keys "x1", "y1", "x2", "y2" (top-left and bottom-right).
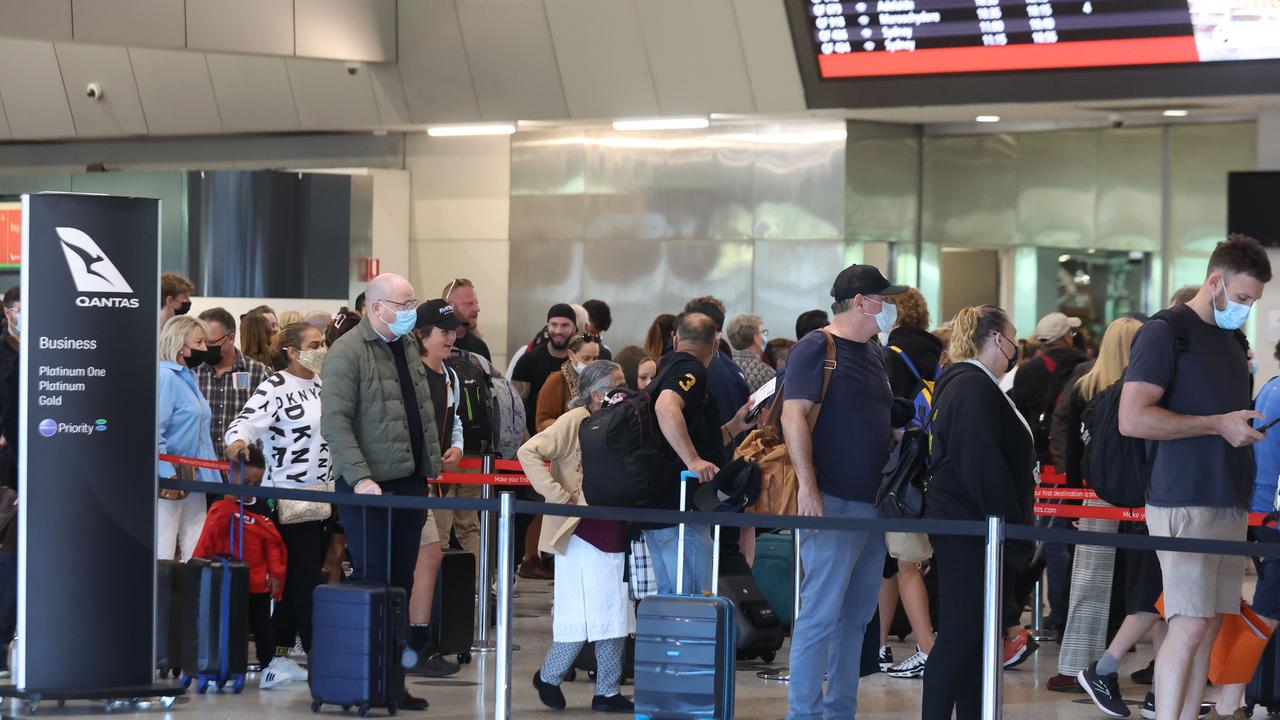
[{"x1": 321, "y1": 273, "x2": 442, "y2": 712}]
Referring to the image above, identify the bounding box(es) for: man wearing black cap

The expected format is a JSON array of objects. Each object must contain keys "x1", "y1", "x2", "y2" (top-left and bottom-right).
[
  {"x1": 784, "y1": 264, "x2": 905, "y2": 720},
  {"x1": 512, "y1": 304, "x2": 578, "y2": 436}
]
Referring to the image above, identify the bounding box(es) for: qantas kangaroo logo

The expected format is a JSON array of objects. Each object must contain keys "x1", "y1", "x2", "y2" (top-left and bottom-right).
[{"x1": 55, "y1": 227, "x2": 134, "y2": 294}]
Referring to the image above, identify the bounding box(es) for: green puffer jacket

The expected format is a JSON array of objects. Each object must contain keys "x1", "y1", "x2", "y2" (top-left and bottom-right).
[{"x1": 320, "y1": 316, "x2": 442, "y2": 486}]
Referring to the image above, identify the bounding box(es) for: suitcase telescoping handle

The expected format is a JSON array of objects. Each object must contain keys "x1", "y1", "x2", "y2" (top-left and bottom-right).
[
  {"x1": 674, "y1": 471, "x2": 720, "y2": 597},
  {"x1": 229, "y1": 460, "x2": 245, "y2": 561},
  {"x1": 358, "y1": 492, "x2": 395, "y2": 587}
]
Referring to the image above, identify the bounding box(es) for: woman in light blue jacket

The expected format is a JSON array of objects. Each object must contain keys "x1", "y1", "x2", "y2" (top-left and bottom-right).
[{"x1": 157, "y1": 315, "x2": 221, "y2": 561}]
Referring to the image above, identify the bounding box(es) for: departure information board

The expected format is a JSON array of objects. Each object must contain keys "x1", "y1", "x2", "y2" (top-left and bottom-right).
[{"x1": 804, "y1": 0, "x2": 1280, "y2": 78}]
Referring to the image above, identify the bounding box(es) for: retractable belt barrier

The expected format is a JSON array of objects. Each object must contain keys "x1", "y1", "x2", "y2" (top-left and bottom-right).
[
  {"x1": 1033, "y1": 487, "x2": 1273, "y2": 527},
  {"x1": 162, "y1": 453, "x2": 533, "y2": 488}
]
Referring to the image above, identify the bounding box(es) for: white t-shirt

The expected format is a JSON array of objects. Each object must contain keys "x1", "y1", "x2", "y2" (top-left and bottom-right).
[{"x1": 225, "y1": 371, "x2": 331, "y2": 488}]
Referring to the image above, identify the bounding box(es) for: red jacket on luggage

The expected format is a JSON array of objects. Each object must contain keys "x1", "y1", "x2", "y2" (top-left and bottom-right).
[{"x1": 193, "y1": 498, "x2": 287, "y2": 600}]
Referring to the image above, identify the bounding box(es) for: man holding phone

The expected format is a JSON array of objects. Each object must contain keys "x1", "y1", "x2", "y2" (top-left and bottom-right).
[{"x1": 1119, "y1": 235, "x2": 1271, "y2": 720}]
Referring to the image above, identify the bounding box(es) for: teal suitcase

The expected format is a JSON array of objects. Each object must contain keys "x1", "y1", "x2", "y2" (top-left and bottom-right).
[{"x1": 752, "y1": 531, "x2": 795, "y2": 628}]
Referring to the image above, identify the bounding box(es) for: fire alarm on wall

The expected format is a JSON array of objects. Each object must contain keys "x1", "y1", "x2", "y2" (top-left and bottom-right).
[{"x1": 361, "y1": 258, "x2": 380, "y2": 281}]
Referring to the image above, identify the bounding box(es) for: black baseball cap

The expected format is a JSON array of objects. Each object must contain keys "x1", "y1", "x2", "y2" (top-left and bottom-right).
[
  {"x1": 416, "y1": 299, "x2": 463, "y2": 332},
  {"x1": 694, "y1": 458, "x2": 762, "y2": 513},
  {"x1": 831, "y1": 264, "x2": 908, "y2": 302}
]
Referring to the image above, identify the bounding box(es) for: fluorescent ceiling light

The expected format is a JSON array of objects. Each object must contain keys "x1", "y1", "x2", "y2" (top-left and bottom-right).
[
  {"x1": 975, "y1": 115, "x2": 1001, "y2": 123},
  {"x1": 426, "y1": 123, "x2": 516, "y2": 137},
  {"x1": 612, "y1": 117, "x2": 710, "y2": 131},
  {"x1": 1162, "y1": 109, "x2": 1189, "y2": 117}
]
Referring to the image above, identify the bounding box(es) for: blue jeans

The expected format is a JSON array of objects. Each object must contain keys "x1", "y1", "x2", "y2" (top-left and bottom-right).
[
  {"x1": 643, "y1": 524, "x2": 714, "y2": 596},
  {"x1": 787, "y1": 495, "x2": 885, "y2": 720}
]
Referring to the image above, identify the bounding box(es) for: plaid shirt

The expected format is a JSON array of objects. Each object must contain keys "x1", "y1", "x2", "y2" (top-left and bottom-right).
[{"x1": 196, "y1": 350, "x2": 272, "y2": 469}]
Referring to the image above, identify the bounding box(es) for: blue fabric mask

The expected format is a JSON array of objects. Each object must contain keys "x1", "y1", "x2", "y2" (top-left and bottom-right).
[
  {"x1": 1214, "y1": 279, "x2": 1251, "y2": 331},
  {"x1": 864, "y1": 298, "x2": 898, "y2": 334}
]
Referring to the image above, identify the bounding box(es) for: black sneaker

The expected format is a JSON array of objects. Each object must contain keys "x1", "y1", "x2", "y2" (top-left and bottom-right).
[
  {"x1": 532, "y1": 670, "x2": 566, "y2": 710},
  {"x1": 407, "y1": 653, "x2": 460, "y2": 678},
  {"x1": 592, "y1": 694, "x2": 635, "y2": 713},
  {"x1": 878, "y1": 645, "x2": 894, "y2": 672},
  {"x1": 399, "y1": 691, "x2": 429, "y2": 712},
  {"x1": 1140, "y1": 692, "x2": 1156, "y2": 720},
  {"x1": 1131, "y1": 660, "x2": 1154, "y2": 685},
  {"x1": 1078, "y1": 662, "x2": 1130, "y2": 718}
]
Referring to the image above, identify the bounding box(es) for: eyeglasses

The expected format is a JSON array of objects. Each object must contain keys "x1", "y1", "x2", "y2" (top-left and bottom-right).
[
  {"x1": 380, "y1": 298, "x2": 417, "y2": 310},
  {"x1": 442, "y1": 278, "x2": 471, "y2": 300},
  {"x1": 208, "y1": 330, "x2": 232, "y2": 345}
]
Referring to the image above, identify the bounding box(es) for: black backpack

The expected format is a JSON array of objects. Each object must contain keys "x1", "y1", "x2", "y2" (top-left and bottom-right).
[
  {"x1": 578, "y1": 387, "x2": 664, "y2": 508},
  {"x1": 875, "y1": 427, "x2": 930, "y2": 519},
  {"x1": 1034, "y1": 351, "x2": 1088, "y2": 462},
  {"x1": 1080, "y1": 307, "x2": 1249, "y2": 507},
  {"x1": 445, "y1": 349, "x2": 494, "y2": 452}
]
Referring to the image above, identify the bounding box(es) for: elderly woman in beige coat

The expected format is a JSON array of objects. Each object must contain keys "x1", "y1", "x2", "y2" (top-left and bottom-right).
[{"x1": 519, "y1": 360, "x2": 634, "y2": 715}]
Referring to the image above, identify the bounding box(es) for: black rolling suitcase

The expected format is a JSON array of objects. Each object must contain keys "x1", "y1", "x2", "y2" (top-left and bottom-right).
[
  {"x1": 430, "y1": 549, "x2": 476, "y2": 664},
  {"x1": 634, "y1": 472, "x2": 736, "y2": 720},
  {"x1": 718, "y1": 552, "x2": 784, "y2": 664},
  {"x1": 179, "y1": 495, "x2": 250, "y2": 695},
  {"x1": 1248, "y1": 635, "x2": 1280, "y2": 716},
  {"x1": 572, "y1": 636, "x2": 637, "y2": 682},
  {"x1": 310, "y1": 506, "x2": 409, "y2": 716},
  {"x1": 155, "y1": 559, "x2": 183, "y2": 678}
]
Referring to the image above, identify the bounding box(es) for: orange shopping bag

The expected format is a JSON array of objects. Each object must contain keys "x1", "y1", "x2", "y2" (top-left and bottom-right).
[{"x1": 1154, "y1": 595, "x2": 1273, "y2": 685}]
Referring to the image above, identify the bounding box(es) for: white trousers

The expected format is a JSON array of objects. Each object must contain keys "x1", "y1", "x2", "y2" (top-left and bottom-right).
[{"x1": 158, "y1": 493, "x2": 207, "y2": 561}]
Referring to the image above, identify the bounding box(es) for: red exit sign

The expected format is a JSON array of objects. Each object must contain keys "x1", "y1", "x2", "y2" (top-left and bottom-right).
[{"x1": 0, "y1": 202, "x2": 19, "y2": 269}]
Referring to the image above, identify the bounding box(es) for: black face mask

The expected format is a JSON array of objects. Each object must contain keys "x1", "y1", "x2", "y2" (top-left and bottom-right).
[
  {"x1": 175, "y1": 300, "x2": 192, "y2": 316},
  {"x1": 997, "y1": 336, "x2": 1019, "y2": 374},
  {"x1": 185, "y1": 345, "x2": 221, "y2": 368}
]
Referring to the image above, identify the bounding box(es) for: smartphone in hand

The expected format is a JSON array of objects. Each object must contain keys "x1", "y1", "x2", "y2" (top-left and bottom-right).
[{"x1": 1259, "y1": 417, "x2": 1280, "y2": 433}]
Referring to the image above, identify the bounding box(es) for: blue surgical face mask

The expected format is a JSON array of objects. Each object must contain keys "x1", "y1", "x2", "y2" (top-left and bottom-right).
[
  {"x1": 863, "y1": 297, "x2": 897, "y2": 334},
  {"x1": 380, "y1": 302, "x2": 417, "y2": 338},
  {"x1": 1214, "y1": 279, "x2": 1252, "y2": 331}
]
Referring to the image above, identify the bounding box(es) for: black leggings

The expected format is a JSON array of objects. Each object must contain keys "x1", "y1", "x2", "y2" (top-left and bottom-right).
[
  {"x1": 923, "y1": 536, "x2": 1017, "y2": 720},
  {"x1": 249, "y1": 593, "x2": 274, "y2": 669},
  {"x1": 274, "y1": 520, "x2": 329, "y2": 653}
]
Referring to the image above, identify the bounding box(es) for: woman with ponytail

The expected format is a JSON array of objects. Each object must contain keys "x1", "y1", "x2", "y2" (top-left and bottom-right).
[
  {"x1": 922, "y1": 305, "x2": 1037, "y2": 720},
  {"x1": 224, "y1": 321, "x2": 331, "y2": 688}
]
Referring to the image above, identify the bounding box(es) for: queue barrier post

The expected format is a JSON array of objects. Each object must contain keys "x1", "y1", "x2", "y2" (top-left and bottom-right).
[
  {"x1": 494, "y1": 492, "x2": 515, "y2": 720},
  {"x1": 472, "y1": 454, "x2": 496, "y2": 654},
  {"x1": 982, "y1": 516, "x2": 1005, "y2": 720},
  {"x1": 1029, "y1": 571, "x2": 1053, "y2": 642}
]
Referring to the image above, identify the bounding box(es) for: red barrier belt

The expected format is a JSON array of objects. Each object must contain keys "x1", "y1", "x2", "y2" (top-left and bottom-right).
[
  {"x1": 162, "y1": 454, "x2": 531, "y2": 486},
  {"x1": 1036, "y1": 488, "x2": 1096, "y2": 501},
  {"x1": 456, "y1": 457, "x2": 525, "y2": 473},
  {"x1": 1035, "y1": 503, "x2": 1271, "y2": 527}
]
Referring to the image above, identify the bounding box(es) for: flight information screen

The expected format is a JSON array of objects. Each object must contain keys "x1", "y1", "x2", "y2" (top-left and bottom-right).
[{"x1": 805, "y1": 0, "x2": 1280, "y2": 78}]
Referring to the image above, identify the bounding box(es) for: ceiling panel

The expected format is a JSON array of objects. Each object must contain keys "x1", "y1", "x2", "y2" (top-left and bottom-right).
[
  {"x1": 205, "y1": 53, "x2": 300, "y2": 133},
  {"x1": 130, "y1": 48, "x2": 222, "y2": 136},
  {"x1": 72, "y1": 0, "x2": 185, "y2": 48},
  {"x1": 455, "y1": 0, "x2": 568, "y2": 121},
  {"x1": 396, "y1": 0, "x2": 480, "y2": 123},
  {"x1": 544, "y1": 0, "x2": 658, "y2": 119},
  {"x1": 186, "y1": 0, "x2": 293, "y2": 56},
  {"x1": 286, "y1": 58, "x2": 381, "y2": 130},
  {"x1": 55, "y1": 43, "x2": 149, "y2": 137},
  {"x1": 0, "y1": 1, "x2": 72, "y2": 41},
  {"x1": 637, "y1": 0, "x2": 755, "y2": 115},
  {"x1": 295, "y1": 0, "x2": 396, "y2": 62},
  {"x1": 369, "y1": 63, "x2": 411, "y2": 125},
  {"x1": 732, "y1": 0, "x2": 805, "y2": 113},
  {"x1": 0, "y1": 39, "x2": 75, "y2": 139}
]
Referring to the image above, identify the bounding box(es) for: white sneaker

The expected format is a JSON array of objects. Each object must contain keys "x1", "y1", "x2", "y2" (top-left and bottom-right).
[
  {"x1": 887, "y1": 650, "x2": 928, "y2": 678},
  {"x1": 276, "y1": 656, "x2": 308, "y2": 682},
  {"x1": 260, "y1": 658, "x2": 295, "y2": 689}
]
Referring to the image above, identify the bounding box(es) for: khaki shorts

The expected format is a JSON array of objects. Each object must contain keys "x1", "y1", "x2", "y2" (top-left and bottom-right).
[
  {"x1": 419, "y1": 509, "x2": 440, "y2": 547},
  {"x1": 886, "y1": 532, "x2": 933, "y2": 564},
  {"x1": 1145, "y1": 505, "x2": 1247, "y2": 619}
]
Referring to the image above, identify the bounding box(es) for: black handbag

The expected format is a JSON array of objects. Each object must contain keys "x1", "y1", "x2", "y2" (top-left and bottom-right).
[{"x1": 875, "y1": 428, "x2": 930, "y2": 520}]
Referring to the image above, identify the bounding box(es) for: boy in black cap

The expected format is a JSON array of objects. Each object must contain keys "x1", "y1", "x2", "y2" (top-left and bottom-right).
[{"x1": 784, "y1": 264, "x2": 905, "y2": 719}]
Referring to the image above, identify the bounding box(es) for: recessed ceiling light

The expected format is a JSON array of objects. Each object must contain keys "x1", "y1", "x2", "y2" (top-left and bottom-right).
[
  {"x1": 1162, "y1": 109, "x2": 1189, "y2": 118},
  {"x1": 612, "y1": 117, "x2": 710, "y2": 132},
  {"x1": 426, "y1": 123, "x2": 517, "y2": 137},
  {"x1": 975, "y1": 115, "x2": 1001, "y2": 123}
]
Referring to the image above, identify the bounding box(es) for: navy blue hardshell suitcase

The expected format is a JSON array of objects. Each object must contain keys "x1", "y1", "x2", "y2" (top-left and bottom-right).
[
  {"x1": 179, "y1": 492, "x2": 250, "y2": 695},
  {"x1": 310, "y1": 504, "x2": 409, "y2": 716},
  {"x1": 634, "y1": 472, "x2": 737, "y2": 720},
  {"x1": 309, "y1": 583, "x2": 408, "y2": 715}
]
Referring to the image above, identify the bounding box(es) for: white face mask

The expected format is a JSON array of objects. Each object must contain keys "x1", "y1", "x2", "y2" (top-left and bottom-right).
[{"x1": 573, "y1": 362, "x2": 587, "y2": 374}]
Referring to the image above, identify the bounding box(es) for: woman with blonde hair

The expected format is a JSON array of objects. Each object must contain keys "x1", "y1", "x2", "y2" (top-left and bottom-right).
[
  {"x1": 157, "y1": 315, "x2": 221, "y2": 561},
  {"x1": 923, "y1": 305, "x2": 1036, "y2": 720},
  {"x1": 1046, "y1": 317, "x2": 1142, "y2": 691}
]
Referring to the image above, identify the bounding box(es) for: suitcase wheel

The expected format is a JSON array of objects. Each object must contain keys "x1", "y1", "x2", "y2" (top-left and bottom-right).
[
  {"x1": 458, "y1": 651, "x2": 472, "y2": 665},
  {"x1": 388, "y1": 705, "x2": 398, "y2": 716},
  {"x1": 588, "y1": 670, "x2": 597, "y2": 682},
  {"x1": 180, "y1": 675, "x2": 192, "y2": 690},
  {"x1": 342, "y1": 705, "x2": 352, "y2": 712},
  {"x1": 311, "y1": 700, "x2": 323, "y2": 713},
  {"x1": 761, "y1": 651, "x2": 776, "y2": 663},
  {"x1": 358, "y1": 704, "x2": 370, "y2": 717},
  {"x1": 232, "y1": 676, "x2": 246, "y2": 694},
  {"x1": 22, "y1": 701, "x2": 37, "y2": 715}
]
